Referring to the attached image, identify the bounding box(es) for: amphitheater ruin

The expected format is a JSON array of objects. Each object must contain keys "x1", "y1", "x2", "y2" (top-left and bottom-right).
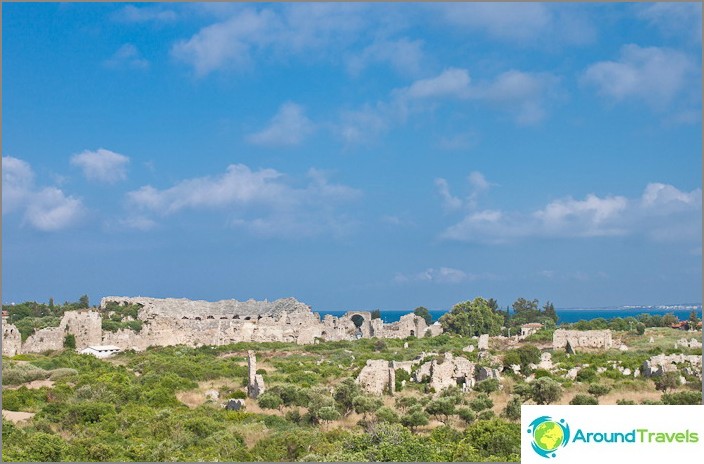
[{"x1": 1, "y1": 296, "x2": 442, "y2": 356}]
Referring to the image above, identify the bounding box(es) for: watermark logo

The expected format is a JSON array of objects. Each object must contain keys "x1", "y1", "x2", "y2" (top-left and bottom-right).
[{"x1": 527, "y1": 416, "x2": 571, "y2": 458}]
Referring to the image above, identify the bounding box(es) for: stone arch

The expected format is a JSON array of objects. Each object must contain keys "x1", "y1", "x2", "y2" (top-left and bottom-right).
[
  {"x1": 410, "y1": 330, "x2": 415, "y2": 337},
  {"x1": 207, "y1": 315, "x2": 214, "y2": 320},
  {"x1": 233, "y1": 315, "x2": 240, "y2": 319},
  {"x1": 195, "y1": 316, "x2": 202, "y2": 321},
  {"x1": 350, "y1": 314, "x2": 365, "y2": 328}
]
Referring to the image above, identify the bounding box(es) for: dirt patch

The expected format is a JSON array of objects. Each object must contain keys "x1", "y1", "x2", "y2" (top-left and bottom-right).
[
  {"x1": 176, "y1": 378, "x2": 245, "y2": 409},
  {"x1": 5, "y1": 379, "x2": 54, "y2": 390},
  {"x1": 2, "y1": 410, "x2": 35, "y2": 424}
]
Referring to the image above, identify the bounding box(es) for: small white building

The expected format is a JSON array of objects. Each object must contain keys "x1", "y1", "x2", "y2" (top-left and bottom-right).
[{"x1": 80, "y1": 345, "x2": 121, "y2": 358}]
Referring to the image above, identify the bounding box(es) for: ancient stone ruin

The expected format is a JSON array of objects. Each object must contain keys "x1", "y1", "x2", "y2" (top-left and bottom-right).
[
  {"x1": 641, "y1": 353, "x2": 702, "y2": 379},
  {"x1": 247, "y1": 350, "x2": 266, "y2": 398},
  {"x1": 2, "y1": 296, "x2": 442, "y2": 356},
  {"x1": 356, "y1": 359, "x2": 396, "y2": 395},
  {"x1": 552, "y1": 329, "x2": 613, "y2": 351}
]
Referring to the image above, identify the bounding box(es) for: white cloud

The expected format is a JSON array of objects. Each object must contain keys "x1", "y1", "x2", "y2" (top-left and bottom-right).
[
  {"x1": 395, "y1": 68, "x2": 560, "y2": 125},
  {"x1": 440, "y1": 182, "x2": 701, "y2": 244},
  {"x1": 402, "y1": 68, "x2": 471, "y2": 100},
  {"x1": 104, "y1": 44, "x2": 149, "y2": 70},
  {"x1": 435, "y1": 178, "x2": 463, "y2": 211},
  {"x1": 126, "y1": 164, "x2": 361, "y2": 238},
  {"x1": 477, "y1": 70, "x2": 561, "y2": 125},
  {"x1": 346, "y1": 38, "x2": 424, "y2": 76},
  {"x1": 636, "y1": 3, "x2": 702, "y2": 44},
  {"x1": 435, "y1": 171, "x2": 494, "y2": 211},
  {"x1": 70, "y1": 148, "x2": 130, "y2": 183},
  {"x1": 433, "y1": 3, "x2": 551, "y2": 42},
  {"x1": 2, "y1": 156, "x2": 35, "y2": 214},
  {"x1": 2, "y1": 156, "x2": 85, "y2": 231},
  {"x1": 335, "y1": 103, "x2": 391, "y2": 145},
  {"x1": 112, "y1": 5, "x2": 178, "y2": 23},
  {"x1": 118, "y1": 216, "x2": 158, "y2": 231},
  {"x1": 171, "y1": 8, "x2": 276, "y2": 77},
  {"x1": 247, "y1": 102, "x2": 315, "y2": 147},
  {"x1": 171, "y1": 4, "x2": 370, "y2": 77},
  {"x1": 582, "y1": 44, "x2": 697, "y2": 110},
  {"x1": 394, "y1": 267, "x2": 476, "y2": 284}
]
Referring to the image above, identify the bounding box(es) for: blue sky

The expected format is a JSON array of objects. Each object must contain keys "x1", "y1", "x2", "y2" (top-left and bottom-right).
[{"x1": 2, "y1": 2, "x2": 702, "y2": 311}]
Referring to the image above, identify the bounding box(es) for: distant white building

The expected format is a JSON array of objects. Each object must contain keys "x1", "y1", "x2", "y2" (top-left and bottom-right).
[{"x1": 80, "y1": 345, "x2": 121, "y2": 358}]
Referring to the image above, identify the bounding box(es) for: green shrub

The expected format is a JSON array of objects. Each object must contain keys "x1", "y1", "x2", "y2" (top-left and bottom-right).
[
  {"x1": 570, "y1": 394, "x2": 598, "y2": 405},
  {"x1": 474, "y1": 378, "x2": 500, "y2": 393},
  {"x1": 469, "y1": 394, "x2": 494, "y2": 412},
  {"x1": 661, "y1": 391, "x2": 702, "y2": 405},
  {"x1": 616, "y1": 399, "x2": 636, "y2": 405}
]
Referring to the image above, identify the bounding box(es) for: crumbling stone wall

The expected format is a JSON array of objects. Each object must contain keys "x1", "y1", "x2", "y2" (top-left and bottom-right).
[
  {"x1": 356, "y1": 359, "x2": 395, "y2": 395},
  {"x1": 4, "y1": 296, "x2": 443, "y2": 355},
  {"x1": 414, "y1": 353, "x2": 478, "y2": 392},
  {"x1": 553, "y1": 329, "x2": 613, "y2": 350},
  {"x1": 2, "y1": 323, "x2": 22, "y2": 357}
]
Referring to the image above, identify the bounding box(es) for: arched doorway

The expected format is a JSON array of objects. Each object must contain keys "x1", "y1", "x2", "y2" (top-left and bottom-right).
[{"x1": 350, "y1": 314, "x2": 365, "y2": 339}]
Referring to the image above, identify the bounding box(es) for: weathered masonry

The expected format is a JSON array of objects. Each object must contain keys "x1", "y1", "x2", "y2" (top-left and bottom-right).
[{"x1": 2, "y1": 296, "x2": 441, "y2": 355}]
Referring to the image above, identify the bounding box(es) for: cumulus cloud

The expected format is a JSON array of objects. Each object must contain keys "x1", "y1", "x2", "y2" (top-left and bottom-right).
[
  {"x1": 636, "y1": 3, "x2": 702, "y2": 44},
  {"x1": 440, "y1": 182, "x2": 701, "y2": 244},
  {"x1": 126, "y1": 164, "x2": 361, "y2": 238},
  {"x1": 70, "y1": 148, "x2": 130, "y2": 183},
  {"x1": 435, "y1": 171, "x2": 494, "y2": 211},
  {"x1": 247, "y1": 102, "x2": 315, "y2": 147},
  {"x1": 582, "y1": 44, "x2": 697, "y2": 110},
  {"x1": 104, "y1": 44, "x2": 149, "y2": 70},
  {"x1": 395, "y1": 68, "x2": 560, "y2": 125},
  {"x1": 171, "y1": 4, "x2": 370, "y2": 77},
  {"x1": 2, "y1": 156, "x2": 85, "y2": 231},
  {"x1": 394, "y1": 267, "x2": 476, "y2": 284},
  {"x1": 346, "y1": 38, "x2": 424, "y2": 76}
]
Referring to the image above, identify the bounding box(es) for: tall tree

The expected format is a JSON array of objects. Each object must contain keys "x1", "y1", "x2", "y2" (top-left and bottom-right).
[
  {"x1": 542, "y1": 301, "x2": 558, "y2": 323},
  {"x1": 413, "y1": 306, "x2": 432, "y2": 325},
  {"x1": 439, "y1": 297, "x2": 504, "y2": 336}
]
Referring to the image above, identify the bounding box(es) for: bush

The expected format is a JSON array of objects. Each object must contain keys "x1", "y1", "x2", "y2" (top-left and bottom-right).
[
  {"x1": 587, "y1": 384, "x2": 611, "y2": 398},
  {"x1": 531, "y1": 378, "x2": 563, "y2": 405},
  {"x1": 575, "y1": 368, "x2": 597, "y2": 383},
  {"x1": 469, "y1": 394, "x2": 494, "y2": 412},
  {"x1": 258, "y1": 391, "x2": 283, "y2": 410},
  {"x1": 616, "y1": 399, "x2": 636, "y2": 405},
  {"x1": 654, "y1": 372, "x2": 679, "y2": 392},
  {"x1": 457, "y1": 407, "x2": 476, "y2": 424},
  {"x1": 376, "y1": 406, "x2": 399, "y2": 423},
  {"x1": 477, "y1": 410, "x2": 495, "y2": 421},
  {"x1": 63, "y1": 334, "x2": 76, "y2": 349},
  {"x1": 570, "y1": 394, "x2": 598, "y2": 405},
  {"x1": 661, "y1": 391, "x2": 702, "y2": 405},
  {"x1": 474, "y1": 378, "x2": 500, "y2": 394},
  {"x1": 502, "y1": 396, "x2": 521, "y2": 421}
]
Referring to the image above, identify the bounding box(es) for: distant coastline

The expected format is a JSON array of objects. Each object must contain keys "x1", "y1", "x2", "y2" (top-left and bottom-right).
[{"x1": 318, "y1": 305, "x2": 703, "y2": 324}]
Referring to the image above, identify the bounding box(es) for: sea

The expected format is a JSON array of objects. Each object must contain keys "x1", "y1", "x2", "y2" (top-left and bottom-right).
[{"x1": 316, "y1": 307, "x2": 703, "y2": 324}]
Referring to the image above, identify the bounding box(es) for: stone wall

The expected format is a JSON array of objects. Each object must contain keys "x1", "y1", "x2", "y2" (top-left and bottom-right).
[
  {"x1": 356, "y1": 359, "x2": 395, "y2": 395},
  {"x1": 552, "y1": 329, "x2": 613, "y2": 350},
  {"x1": 2, "y1": 323, "x2": 22, "y2": 357},
  {"x1": 3, "y1": 296, "x2": 443, "y2": 355}
]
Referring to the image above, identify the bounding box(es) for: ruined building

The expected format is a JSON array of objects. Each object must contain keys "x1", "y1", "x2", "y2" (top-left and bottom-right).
[{"x1": 2, "y1": 296, "x2": 441, "y2": 356}]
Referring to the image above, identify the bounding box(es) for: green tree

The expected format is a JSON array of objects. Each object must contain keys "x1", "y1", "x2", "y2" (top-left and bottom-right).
[
  {"x1": 334, "y1": 378, "x2": 361, "y2": 415},
  {"x1": 635, "y1": 322, "x2": 646, "y2": 335},
  {"x1": 439, "y1": 297, "x2": 504, "y2": 336},
  {"x1": 317, "y1": 406, "x2": 341, "y2": 424},
  {"x1": 78, "y1": 295, "x2": 90, "y2": 309},
  {"x1": 502, "y1": 396, "x2": 521, "y2": 421},
  {"x1": 258, "y1": 391, "x2": 283, "y2": 410},
  {"x1": 370, "y1": 309, "x2": 381, "y2": 320},
  {"x1": 352, "y1": 395, "x2": 383, "y2": 420},
  {"x1": 425, "y1": 397, "x2": 456, "y2": 424},
  {"x1": 654, "y1": 372, "x2": 679, "y2": 393},
  {"x1": 587, "y1": 384, "x2": 611, "y2": 399},
  {"x1": 469, "y1": 394, "x2": 494, "y2": 412},
  {"x1": 688, "y1": 310, "x2": 700, "y2": 328},
  {"x1": 662, "y1": 313, "x2": 679, "y2": 327},
  {"x1": 570, "y1": 394, "x2": 598, "y2": 405},
  {"x1": 512, "y1": 383, "x2": 533, "y2": 401},
  {"x1": 464, "y1": 418, "x2": 521, "y2": 460},
  {"x1": 531, "y1": 378, "x2": 563, "y2": 405},
  {"x1": 400, "y1": 405, "x2": 429, "y2": 432},
  {"x1": 456, "y1": 406, "x2": 476, "y2": 424},
  {"x1": 376, "y1": 406, "x2": 400, "y2": 423},
  {"x1": 474, "y1": 378, "x2": 500, "y2": 394},
  {"x1": 413, "y1": 306, "x2": 432, "y2": 325},
  {"x1": 542, "y1": 301, "x2": 558, "y2": 323}
]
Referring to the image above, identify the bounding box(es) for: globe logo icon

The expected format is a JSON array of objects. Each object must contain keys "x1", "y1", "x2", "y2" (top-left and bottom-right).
[{"x1": 527, "y1": 416, "x2": 570, "y2": 458}]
